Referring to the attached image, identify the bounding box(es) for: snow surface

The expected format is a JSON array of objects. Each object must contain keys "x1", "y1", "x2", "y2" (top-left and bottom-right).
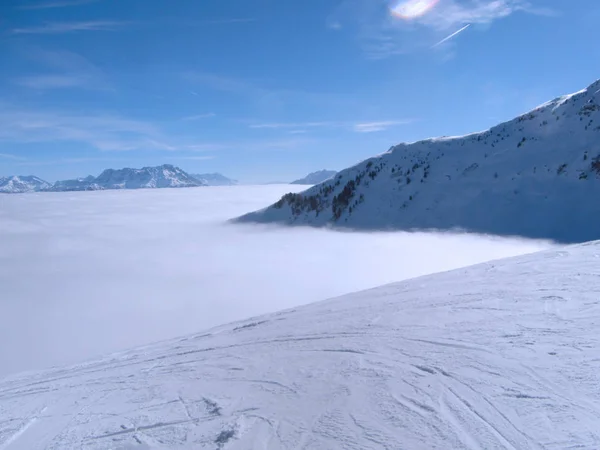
[
  {"x1": 0, "y1": 185, "x2": 550, "y2": 377},
  {"x1": 45, "y1": 165, "x2": 205, "y2": 192},
  {"x1": 239, "y1": 79, "x2": 600, "y2": 243},
  {"x1": 191, "y1": 173, "x2": 238, "y2": 186},
  {"x1": 0, "y1": 176, "x2": 50, "y2": 194},
  {"x1": 1, "y1": 241, "x2": 599, "y2": 449},
  {"x1": 291, "y1": 170, "x2": 337, "y2": 185}
]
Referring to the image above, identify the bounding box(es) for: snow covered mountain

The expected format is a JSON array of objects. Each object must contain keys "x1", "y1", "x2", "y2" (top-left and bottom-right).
[
  {"x1": 0, "y1": 176, "x2": 51, "y2": 194},
  {"x1": 291, "y1": 169, "x2": 337, "y2": 185},
  {"x1": 47, "y1": 175, "x2": 103, "y2": 192},
  {"x1": 1, "y1": 242, "x2": 600, "y2": 449},
  {"x1": 191, "y1": 173, "x2": 238, "y2": 186},
  {"x1": 46, "y1": 165, "x2": 206, "y2": 192},
  {"x1": 238, "y1": 79, "x2": 600, "y2": 243}
]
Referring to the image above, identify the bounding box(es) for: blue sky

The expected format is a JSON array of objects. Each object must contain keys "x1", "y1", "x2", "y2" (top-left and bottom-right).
[{"x1": 0, "y1": 0, "x2": 598, "y2": 183}]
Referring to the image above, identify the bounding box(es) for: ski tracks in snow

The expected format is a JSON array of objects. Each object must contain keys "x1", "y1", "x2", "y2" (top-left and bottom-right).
[{"x1": 1, "y1": 244, "x2": 600, "y2": 448}]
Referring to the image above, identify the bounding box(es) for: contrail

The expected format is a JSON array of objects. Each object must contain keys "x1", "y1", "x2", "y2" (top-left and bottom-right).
[{"x1": 432, "y1": 23, "x2": 471, "y2": 48}]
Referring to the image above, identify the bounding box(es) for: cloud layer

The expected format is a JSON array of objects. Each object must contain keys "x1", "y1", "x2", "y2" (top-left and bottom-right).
[{"x1": 0, "y1": 185, "x2": 553, "y2": 376}]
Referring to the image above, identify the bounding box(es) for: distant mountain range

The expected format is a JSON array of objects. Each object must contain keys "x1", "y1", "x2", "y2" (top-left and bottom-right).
[
  {"x1": 0, "y1": 176, "x2": 51, "y2": 193},
  {"x1": 291, "y1": 170, "x2": 337, "y2": 185},
  {"x1": 0, "y1": 165, "x2": 227, "y2": 193},
  {"x1": 191, "y1": 173, "x2": 238, "y2": 186},
  {"x1": 237, "y1": 78, "x2": 600, "y2": 243},
  {"x1": 47, "y1": 165, "x2": 205, "y2": 191}
]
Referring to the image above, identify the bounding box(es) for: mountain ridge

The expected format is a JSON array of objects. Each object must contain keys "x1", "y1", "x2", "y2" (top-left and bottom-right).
[
  {"x1": 0, "y1": 176, "x2": 51, "y2": 193},
  {"x1": 237, "y1": 78, "x2": 600, "y2": 243},
  {"x1": 43, "y1": 164, "x2": 206, "y2": 192},
  {"x1": 291, "y1": 170, "x2": 337, "y2": 185},
  {"x1": 191, "y1": 172, "x2": 238, "y2": 186}
]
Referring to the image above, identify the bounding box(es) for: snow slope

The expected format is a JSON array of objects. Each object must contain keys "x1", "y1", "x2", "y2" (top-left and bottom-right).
[
  {"x1": 291, "y1": 169, "x2": 337, "y2": 185},
  {"x1": 46, "y1": 165, "x2": 206, "y2": 191},
  {"x1": 1, "y1": 242, "x2": 599, "y2": 449},
  {"x1": 191, "y1": 173, "x2": 238, "y2": 186},
  {"x1": 47, "y1": 176, "x2": 102, "y2": 192},
  {"x1": 0, "y1": 176, "x2": 50, "y2": 194},
  {"x1": 238, "y1": 79, "x2": 600, "y2": 243}
]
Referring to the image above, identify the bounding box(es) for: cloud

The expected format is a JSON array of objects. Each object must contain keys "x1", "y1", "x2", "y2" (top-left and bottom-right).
[
  {"x1": 0, "y1": 186, "x2": 552, "y2": 375},
  {"x1": 432, "y1": 23, "x2": 471, "y2": 48},
  {"x1": 0, "y1": 153, "x2": 25, "y2": 160},
  {"x1": 181, "y1": 113, "x2": 216, "y2": 121},
  {"x1": 353, "y1": 120, "x2": 413, "y2": 133},
  {"x1": 329, "y1": 0, "x2": 557, "y2": 58},
  {"x1": 15, "y1": 74, "x2": 102, "y2": 90},
  {"x1": 202, "y1": 18, "x2": 256, "y2": 24},
  {"x1": 18, "y1": 0, "x2": 100, "y2": 9},
  {"x1": 249, "y1": 121, "x2": 341, "y2": 129},
  {"x1": 250, "y1": 119, "x2": 414, "y2": 133},
  {"x1": 15, "y1": 49, "x2": 110, "y2": 91},
  {"x1": 0, "y1": 107, "x2": 169, "y2": 152},
  {"x1": 12, "y1": 20, "x2": 126, "y2": 34},
  {"x1": 14, "y1": 156, "x2": 124, "y2": 166},
  {"x1": 172, "y1": 155, "x2": 216, "y2": 161},
  {"x1": 184, "y1": 71, "x2": 357, "y2": 113}
]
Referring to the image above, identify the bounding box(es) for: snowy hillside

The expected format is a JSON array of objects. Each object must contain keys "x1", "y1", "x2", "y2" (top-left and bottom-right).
[
  {"x1": 46, "y1": 165, "x2": 206, "y2": 191},
  {"x1": 1, "y1": 242, "x2": 600, "y2": 449},
  {"x1": 0, "y1": 176, "x2": 50, "y2": 194},
  {"x1": 48, "y1": 175, "x2": 103, "y2": 192},
  {"x1": 238, "y1": 79, "x2": 600, "y2": 243},
  {"x1": 191, "y1": 173, "x2": 238, "y2": 186},
  {"x1": 291, "y1": 169, "x2": 337, "y2": 185}
]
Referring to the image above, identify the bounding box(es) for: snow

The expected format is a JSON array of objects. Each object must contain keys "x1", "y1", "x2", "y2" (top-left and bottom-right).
[
  {"x1": 238, "y1": 79, "x2": 600, "y2": 243},
  {"x1": 191, "y1": 173, "x2": 238, "y2": 186},
  {"x1": 0, "y1": 176, "x2": 50, "y2": 194},
  {"x1": 291, "y1": 170, "x2": 337, "y2": 185},
  {"x1": 0, "y1": 185, "x2": 551, "y2": 378},
  {"x1": 1, "y1": 241, "x2": 599, "y2": 449}
]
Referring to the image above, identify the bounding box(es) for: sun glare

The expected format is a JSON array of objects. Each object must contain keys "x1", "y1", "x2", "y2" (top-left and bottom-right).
[{"x1": 390, "y1": 0, "x2": 439, "y2": 19}]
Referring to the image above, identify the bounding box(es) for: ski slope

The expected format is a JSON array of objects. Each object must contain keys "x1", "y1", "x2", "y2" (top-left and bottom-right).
[{"x1": 1, "y1": 242, "x2": 599, "y2": 449}]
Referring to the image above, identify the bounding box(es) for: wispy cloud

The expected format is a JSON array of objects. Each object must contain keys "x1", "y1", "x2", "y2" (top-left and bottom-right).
[
  {"x1": 353, "y1": 120, "x2": 413, "y2": 133},
  {"x1": 0, "y1": 106, "x2": 171, "y2": 152},
  {"x1": 16, "y1": 74, "x2": 98, "y2": 89},
  {"x1": 172, "y1": 155, "x2": 216, "y2": 161},
  {"x1": 181, "y1": 113, "x2": 216, "y2": 121},
  {"x1": 432, "y1": 23, "x2": 471, "y2": 48},
  {"x1": 184, "y1": 71, "x2": 357, "y2": 113},
  {"x1": 18, "y1": 0, "x2": 100, "y2": 9},
  {"x1": 249, "y1": 121, "x2": 341, "y2": 130},
  {"x1": 15, "y1": 49, "x2": 110, "y2": 91},
  {"x1": 329, "y1": 0, "x2": 557, "y2": 58},
  {"x1": 15, "y1": 157, "x2": 124, "y2": 167},
  {"x1": 250, "y1": 119, "x2": 413, "y2": 133},
  {"x1": 12, "y1": 20, "x2": 126, "y2": 34},
  {"x1": 203, "y1": 18, "x2": 256, "y2": 24},
  {"x1": 0, "y1": 153, "x2": 25, "y2": 161}
]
